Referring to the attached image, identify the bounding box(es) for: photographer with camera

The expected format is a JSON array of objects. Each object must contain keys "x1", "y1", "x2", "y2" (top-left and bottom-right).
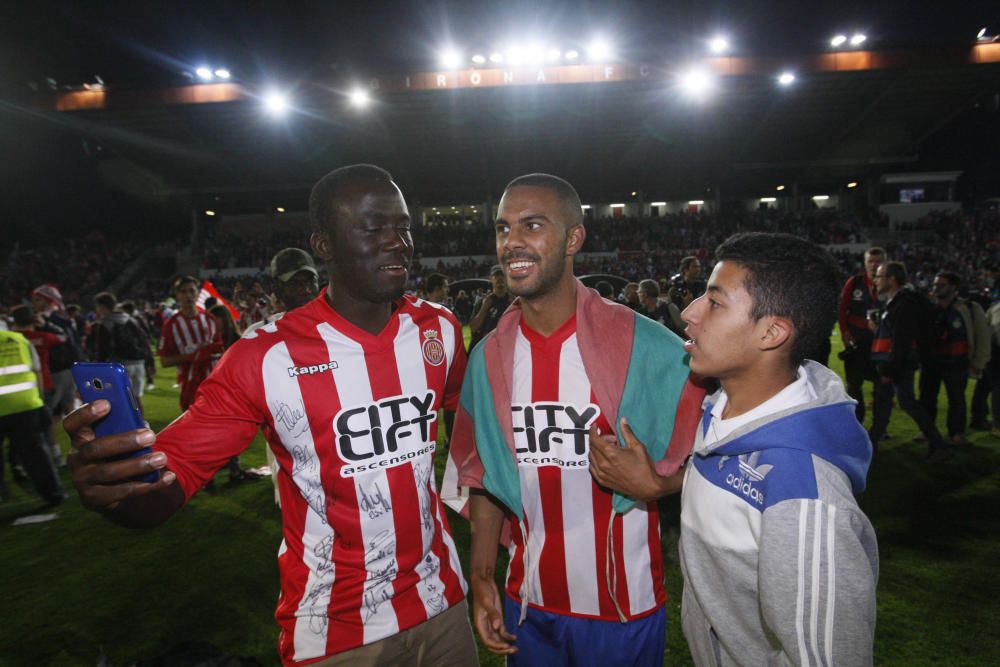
[
  {"x1": 838, "y1": 247, "x2": 884, "y2": 423},
  {"x1": 667, "y1": 256, "x2": 705, "y2": 310}
]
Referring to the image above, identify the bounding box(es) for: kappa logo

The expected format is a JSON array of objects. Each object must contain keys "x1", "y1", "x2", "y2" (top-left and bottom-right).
[
  {"x1": 287, "y1": 360, "x2": 340, "y2": 377},
  {"x1": 421, "y1": 329, "x2": 446, "y2": 366},
  {"x1": 725, "y1": 452, "x2": 773, "y2": 505}
]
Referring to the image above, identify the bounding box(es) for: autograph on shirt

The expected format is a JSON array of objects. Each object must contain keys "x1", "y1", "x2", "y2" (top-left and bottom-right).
[
  {"x1": 275, "y1": 399, "x2": 309, "y2": 436},
  {"x1": 363, "y1": 530, "x2": 398, "y2": 620},
  {"x1": 358, "y1": 481, "x2": 393, "y2": 520}
]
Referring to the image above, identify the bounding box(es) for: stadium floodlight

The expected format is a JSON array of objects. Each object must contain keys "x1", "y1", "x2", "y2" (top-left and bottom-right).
[
  {"x1": 776, "y1": 184, "x2": 786, "y2": 191},
  {"x1": 439, "y1": 49, "x2": 462, "y2": 70},
  {"x1": 525, "y1": 44, "x2": 545, "y2": 65},
  {"x1": 205, "y1": 210, "x2": 216, "y2": 216},
  {"x1": 850, "y1": 33, "x2": 867, "y2": 46},
  {"x1": 581, "y1": 204, "x2": 591, "y2": 210},
  {"x1": 847, "y1": 182, "x2": 858, "y2": 188},
  {"x1": 609, "y1": 203, "x2": 625, "y2": 208},
  {"x1": 679, "y1": 67, "x2": 715, "y2": 99},
  {"x1": 777, "y1": 71, "x2": 796, "y2": 86},
  {"x1": 263, "y1": 91, "x2": 290, "y2": 116},
  {"x1": 978, "y1": 27, "x2": 987, "y2": 40},
  {"x1": 689, "y1": 200, "x2": 705, "y2": 205},
  {"x1": 588, "y1": 38, "x2": 611, "y2": 61},
  {"x1": 506, "y1": 45, "x2": 526, "y2": 66},
  {"x1": 650, "y1": 201, "x2": 667, "y2": 206},
  {"x1": 565, "y1": 49, "x2": 580, "y2": 61},
  {"x1": 471, "y1": 53, "x2": 486, "y2": 65},
  {"x1": 708, "y1": 36, "x2": 729, "y2": 54},
  {"x1": 214, "y1": 68, "x2": 231, "y2": 80},
  {"x1": 812, "y1": 195, "x2": 830, "y2": 201},
  {"x1": 195, "y1": 66, "x2": 214, "y2": 81},
  {"x1": 830, "y1": 34, "x2": 847, "y2": 47},
  {"x1": 631, "y1": 191, "x2": 637, "y2": 196},
  {"x1": 546, "y1": 47, "x2": 562, "y2": 63},
  {"x1": 276, "y1": 207, "x2": 285, "y2": 213},
  {"x1": 348, "y1": 87, "x2": 371, "y2": 109},
  {"x1": 489, "y1": 51, "x2": 504, "y2": 64},
  {"x1": 760, "y1": 197, "x2": 777, "y2": 203}
]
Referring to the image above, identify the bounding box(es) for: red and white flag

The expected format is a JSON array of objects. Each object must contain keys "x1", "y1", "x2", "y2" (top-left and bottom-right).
[{"x1": 197, "y1": 280, "x2": 240, "y2": 321}]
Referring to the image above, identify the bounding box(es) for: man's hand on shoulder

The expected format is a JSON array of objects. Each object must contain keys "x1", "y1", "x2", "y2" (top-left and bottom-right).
[{"x1": 589, "y1": 417, "x2": 682, "y2": 502}]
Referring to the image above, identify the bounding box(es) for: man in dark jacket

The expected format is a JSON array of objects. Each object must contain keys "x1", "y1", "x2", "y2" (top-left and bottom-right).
[
  {"x1": 867, "y1": 262, "x2": 950, "y2": 460},
  {"x1": 837, "y1": 247, "x2": 884, "y2": 422}
]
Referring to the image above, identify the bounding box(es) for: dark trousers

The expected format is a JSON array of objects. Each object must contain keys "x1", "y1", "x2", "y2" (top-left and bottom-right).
[
  {"x1": 971, "y1": 346, "x2": 1000, "y2": 425},
  {"x1": 0, "y1": 408, "x2": 65, "y2": 505},
  {"x1": 869, "y1": 363, "x2": 948, "y2": 453},
  {"x1": 919, "y1": 361, "x2": 969, "y2": 438},
  {"x1": 844, "y1": 347, "x2": 875, "y2": 422}
]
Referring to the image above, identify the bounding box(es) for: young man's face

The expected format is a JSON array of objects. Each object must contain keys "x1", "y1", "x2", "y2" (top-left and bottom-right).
[
  {"x1": 275, "y1": 270, "x2": 319, "y2": 312},
  {"x1": 175, "y1": 282, "x2": 199, "y2": 309},
  {"x1": 494, "y1": 185, "x2": 582, "y2": 300},
  {"x1": 681, "y1": 260, "x2": 768, "y2": 380},
  {"x1": 864, "y1": 252, "x2": 883, "y2": 280}
]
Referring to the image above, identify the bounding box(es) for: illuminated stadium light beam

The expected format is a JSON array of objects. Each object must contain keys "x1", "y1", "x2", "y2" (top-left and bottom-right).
[
  {"x1": 689, "y1": 200, "x2": 705, "y2": 205},
  {"x1": 708, "y1": 36, "x2": 729, "y2": 54},
  {"x1": 977, "y1": 27, "x2": 987, "y2": 40},
  {"x1": 564, "y1": 49, "x2": 580, "y2": 61},
  {"x1": 439, "y1": 49, "x2": 462, "y2": 70},
  {"x1": 195, "y1": 66, "x2": 213, "y2": 81},
  {"x1": 847, "y1": 182, "x2": 858, "y2": 188},
  {"x1": 581, "y1": 204, "x2": 591, "y2": 210},
  {"x1": 679, "y1": 67, "x2": 715, "y2": 99},
  {"x1": 276, "y1": 207, "x2": 286, "y2": 213},
  {"x1": 205, "y1": 210, "x2": 216, "y2": 216},
  {"x1": 812, "y1": 195, "x2": 830, "y2": 201},
  {"x1": 830, "y1": 34, "x2": 847, "y2": 47},
  {"x1": 349, "y1": 88, "x2": 371, "y2": 108},
  {"x1": 471, "y1": 53, "x2": 486, "y2": 65},
  {"x1": 525, "y1": 44, "x2": 545, "y2": 65},
  {"x1": 263, "y1": 91, "x2": 290, "y2": 116},
  {"x1": 777, "y1": 71, "x2": 796, "y2": 86},
  {"x1": 850, "y1": 33, "x2": 867, "y2": 46},
  {"x1": 506, "y1": 45, "x2": 526, "y2": 66},
  {"x1": 760, "y1": 197, "x2": 777, "y2": 203},
  {"x1": 214, "y1": 68, "x2": 231, "y2": 80},
  {"x1": 609, "y1": 203, "x2": 625, "y2": 208},
  {"x1": 776, "y1": 185, "x2": 786, "y2": 191},
  {"x1": 650, "y1": 201, "x2": 667, "y2": 206},
  {"x1": 489, "y1": 51, "x2": 504, "y2": 63},
  {"x1": 588, "y1": 38, "x2": 611, "y2": 61},
  {"x1": 546, "y1": 47, "x2": 562, "y2": 63}
]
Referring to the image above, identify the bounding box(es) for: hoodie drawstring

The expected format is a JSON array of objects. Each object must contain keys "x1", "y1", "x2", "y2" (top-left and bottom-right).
[{"x1": 518, "y1": 520, "x2": 532, "y2": 625}]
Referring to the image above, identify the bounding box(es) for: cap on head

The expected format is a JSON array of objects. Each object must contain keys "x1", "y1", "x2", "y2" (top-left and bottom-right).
[
  {"x1": 490, "y1": 265, "x2": 504, "y2": 277},
  {"x1": 271, "y1": 248, "x2": 319, "y2": 282},
  {"x1": 32, "y1": 284, "x2": 64, "y2": 309}
]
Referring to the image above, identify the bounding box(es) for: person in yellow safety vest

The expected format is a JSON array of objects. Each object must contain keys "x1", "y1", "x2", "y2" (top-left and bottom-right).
[{"x1": 0, "y1": 329, "x2": 65, "y2": 506}]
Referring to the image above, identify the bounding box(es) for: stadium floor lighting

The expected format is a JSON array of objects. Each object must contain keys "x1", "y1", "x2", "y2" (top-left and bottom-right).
[
  {"x1": 708, "y1": 36, "x2": 729, "y2": 54},
  {"x1": 471, "y1": 54, "x2": 486, "y2": 65},
  {"x1": 850, "y1": 33, "x2": 867, "y2": 46},
  {"x1": 679, "y1": 67, "x2": 715, "y2": 98},
  {"x1": 439, "y1": 49, "x2": 462, "y2": 70},
  {"x1": 349, "y1": 88, "x2": 371, "y2": 109},
  {"x1": 214, "y1": 68, "x2": 231, "y2": 80},
  {"x1": 778, "y1": 71, "x2": 796, "y2": 86},
  {"x1": 195, "y1": 66, "x2": 213, "y2": 81},
  {"x1": 588, "y1": 39, "x2": 611, "y2": 61},
  {"x1": 831, "y1": 34, "x2": 847, "y2": 47},
  {"x1": 263, "y1": 91, "x2": 289, "y2": 116}
]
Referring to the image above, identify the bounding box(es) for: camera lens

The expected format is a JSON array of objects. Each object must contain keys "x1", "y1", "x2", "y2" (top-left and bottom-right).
[{"x1": 93, "y1": 378, "x2": 104, "y2": 391}]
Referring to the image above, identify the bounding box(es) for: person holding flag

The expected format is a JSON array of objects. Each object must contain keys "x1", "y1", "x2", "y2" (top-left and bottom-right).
[{"x1": 159, "y1": 275, "x2": 223, "y2": 412}]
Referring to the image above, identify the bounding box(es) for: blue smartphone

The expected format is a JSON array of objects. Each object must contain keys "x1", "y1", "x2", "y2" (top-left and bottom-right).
[{"x1": 71, "y1": 362, "x2": 159, "y2": 483}]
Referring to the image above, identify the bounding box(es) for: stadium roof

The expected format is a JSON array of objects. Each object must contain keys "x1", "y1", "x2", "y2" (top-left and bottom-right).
[{"x1": 3, "y1": 1, "x2": 1000, "y2": 224}]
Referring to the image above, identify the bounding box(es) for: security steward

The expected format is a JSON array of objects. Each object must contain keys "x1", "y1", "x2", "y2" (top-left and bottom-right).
[{"x1": 0, "y1": 329, "x2": 65, "y2": 505}]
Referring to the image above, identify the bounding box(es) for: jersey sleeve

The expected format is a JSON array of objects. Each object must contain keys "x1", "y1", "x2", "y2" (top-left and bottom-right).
[
  {"x1": 442, "y1": 312, "x2": 468, "y2": 411},
  {"x1": 153, "y1": 340, "x2": 267, "y2": 499},
  {"x1": 158, "y1": 318, "x2": 178, "y2": 358},
  {"x1": 837, "y1": 277, "x2": 854, "y2": 341}
]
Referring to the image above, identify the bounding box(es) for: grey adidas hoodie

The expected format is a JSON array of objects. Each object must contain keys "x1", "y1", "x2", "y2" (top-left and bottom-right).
[{"x1": 680, "y1": 361, "x2": 878, "y2": 667}]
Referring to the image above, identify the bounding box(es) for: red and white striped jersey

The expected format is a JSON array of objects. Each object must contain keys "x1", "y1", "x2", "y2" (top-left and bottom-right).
[
  {"x1": 153, "y1": 294, "x2": 469, "y2": 666},
  {"x1": 159, "y1": 308, "x2": 220, "y2": 387},
  {"x1": 506, "y1": 316, "x2": 665, "y2": 620}
]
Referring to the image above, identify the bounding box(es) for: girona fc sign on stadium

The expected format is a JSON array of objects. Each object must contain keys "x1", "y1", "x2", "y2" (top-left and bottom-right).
[{"x1": 335, "y1": 391, "x2": 438, "y2": 476}]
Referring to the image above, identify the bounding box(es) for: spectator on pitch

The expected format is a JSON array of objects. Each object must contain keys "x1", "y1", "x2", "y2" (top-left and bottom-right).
[
  {"x1": 970, "y1": 298, "x2": 1000, "y2": 435},
  {"x1": 423, "y1": 272, "x2": 450, "y2": 305},
  {"x1": 594, "y1": 280, "x2": 614, "y2": 300},
  {"x1": 469, "y1": 264, "x2": 512, "y2": 350},
  {"x1": 868, "y1": 262, "x2": 951, "y2": 460},
  {"x1": 445, "y1": 173, "x2": 702, "y2": 665},
  {"x1": 453, "y1": 289, "x2": 473, "y2": 324},
  {"x1": 590, "y1": 232, "x2": 878, "y2": 667},
  {"x1": 838, "y1": 247, "x2": 885, "y2": 423},
  {"x1": 158, "y1": 275, "x2": 223, "y2": 413},
  {"x1": 121, "y1": 300, "x2": 157, "y2": 390},
  {"x1": 0, "y1": 328, "x2": 65, "y2": 506},
  {"x1": 65, "y1": 164, "x2": 478, "y2": 666},
  {"x1": 31, "y1": 285, "x2": 83, "y2": 422},
  {"x1": 10, "y1": 305, "x2": 66, "y2": 470},
  {"x1": 621, "y1": 281, "x2": 641, "y2": 310},
  {"x1": 918, "y1": 272, "x2": 989, "y2": 447},
  {"x1": 93, "y1": 292, "x2": 152, "y2": 413},
  {"x1": 667, "y1": 255, "x2": 705, "y2": 309},
  {"x1": 639, "y1": 278, "x2": 685, "y2": 338}
]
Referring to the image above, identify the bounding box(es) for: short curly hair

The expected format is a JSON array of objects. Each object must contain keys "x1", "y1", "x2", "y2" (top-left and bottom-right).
[{"x1": 715, "y1": 232, "x2": 840, "y2": 366}]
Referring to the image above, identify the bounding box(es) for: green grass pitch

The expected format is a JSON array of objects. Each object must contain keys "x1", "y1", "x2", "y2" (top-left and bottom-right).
[{"x1": 2, "y1": 332, "x2": 998, "y2": 666}]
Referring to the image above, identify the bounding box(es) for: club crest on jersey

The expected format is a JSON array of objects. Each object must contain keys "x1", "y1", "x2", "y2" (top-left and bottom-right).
[
  {"x1": 421, "y1": 329, "x2": 446, "y2": 367},
  {"x1": 336, "y1": 390, "x2": 438, "y2": 477},
  {"x1": 512, "y1": 402, "x2": 600, "y2": 468}
]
